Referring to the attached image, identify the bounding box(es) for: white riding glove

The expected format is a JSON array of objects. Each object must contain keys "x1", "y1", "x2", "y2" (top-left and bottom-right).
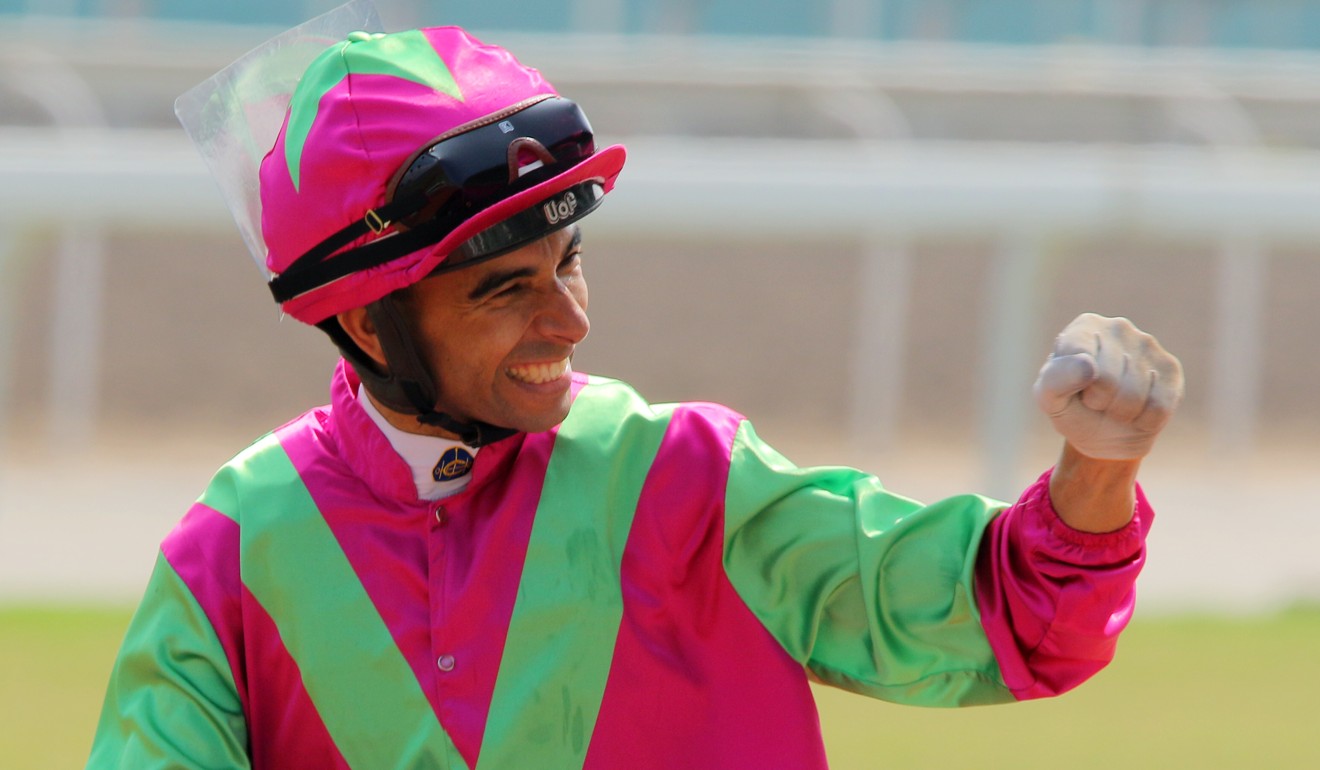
[{"x1": 1033, "y1": 313, "x2": 1185, "y2": 461}]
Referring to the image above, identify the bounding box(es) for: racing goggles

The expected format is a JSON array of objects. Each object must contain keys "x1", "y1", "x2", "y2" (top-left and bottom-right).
[{"x1": 269, "y1": 96, "x2": 603, "y2": 304}]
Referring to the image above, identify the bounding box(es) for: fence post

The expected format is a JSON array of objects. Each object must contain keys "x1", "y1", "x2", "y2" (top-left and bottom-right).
[
  {"x1": 848, "y1": 234, "x2": 912, "y2": 455},
  {"x1": 1210, "y1": 233, "x2": 1267, "y2": 455},
  {"x1": 979, "y1": 232, "x2": 1046, "y2": 499},
  {"x1": 46, "y1": 226, "x2": 106, "y2": 448},
  {"x1": 0, "y1": 229, "x2": 11, "y2": 457},
  {"x1": 3, "y1": 46, "x2": 109, "y2": 451}
]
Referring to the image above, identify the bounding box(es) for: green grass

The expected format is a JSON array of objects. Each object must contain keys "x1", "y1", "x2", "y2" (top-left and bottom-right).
[
  {"x1": 1, "y1": 606, "x2": 133, "y2": 770},
  {"x1": 815, "y1": 606, "x2": 1320, "y2": 768},
  {"x1": 4, "y1": 605, "x2": 1318, "y2": 769}
]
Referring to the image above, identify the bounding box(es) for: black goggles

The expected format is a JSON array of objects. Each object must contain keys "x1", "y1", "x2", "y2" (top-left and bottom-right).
[{"x1": 269, "y1": 96, "x2": 599, "y2": 304}]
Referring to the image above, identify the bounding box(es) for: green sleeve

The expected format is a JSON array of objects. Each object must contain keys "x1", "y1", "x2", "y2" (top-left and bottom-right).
[
  {"x1": 722, "y1": 420, "x2": 1015, "y2": 707},
  {"x1": 86, "y1": 552, "x2": 250, "y2": 769}
]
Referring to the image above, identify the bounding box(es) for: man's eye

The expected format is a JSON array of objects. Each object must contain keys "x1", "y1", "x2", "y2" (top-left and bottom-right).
[{"x1": 559, "y1": 252, "x2": 583, "y2": 273}]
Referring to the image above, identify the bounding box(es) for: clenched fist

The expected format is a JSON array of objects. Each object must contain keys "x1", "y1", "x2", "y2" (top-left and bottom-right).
[{"x1": 1034, "y1": 314, "x2": 1184, "y2": 461}]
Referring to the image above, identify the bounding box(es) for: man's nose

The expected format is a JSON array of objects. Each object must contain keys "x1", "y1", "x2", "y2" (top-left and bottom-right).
[{"x1": 537, "y1": 282, "x2": 590, "y2": 344}]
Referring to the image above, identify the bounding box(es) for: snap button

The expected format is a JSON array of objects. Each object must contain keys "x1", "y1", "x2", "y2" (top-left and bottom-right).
[{"x1": 437, "y1": 654, "x2": 456, "y2": 672}]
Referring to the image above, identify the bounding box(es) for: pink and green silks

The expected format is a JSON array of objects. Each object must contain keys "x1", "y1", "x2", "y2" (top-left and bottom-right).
[{"x1": 87, "y1": 360, "x2": 1151, "y2": 769}]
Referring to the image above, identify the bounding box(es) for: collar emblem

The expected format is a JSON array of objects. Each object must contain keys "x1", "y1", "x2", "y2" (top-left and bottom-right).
[{"x1": 433, "y1": 446, "x2": 475, "y2": 482}]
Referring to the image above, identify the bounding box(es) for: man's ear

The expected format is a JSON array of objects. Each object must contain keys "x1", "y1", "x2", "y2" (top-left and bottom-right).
[{"x1": 336, "y1": 307, "x2": 389, "y2": 369}]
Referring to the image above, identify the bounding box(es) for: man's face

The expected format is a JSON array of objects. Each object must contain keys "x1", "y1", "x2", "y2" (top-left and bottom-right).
[{"x1": 398, "y1": 225, "x2": 589, "y2": 435}]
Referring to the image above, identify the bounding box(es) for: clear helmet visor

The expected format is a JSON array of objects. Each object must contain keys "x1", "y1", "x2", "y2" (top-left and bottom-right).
[{"x1": 173, "y1": 0, "x2": 384, "y2": 279}]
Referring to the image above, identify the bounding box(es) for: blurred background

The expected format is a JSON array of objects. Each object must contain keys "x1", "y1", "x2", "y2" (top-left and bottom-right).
[{"x1": 0, "y1": 0, "x2": 1317, "y2": 766}]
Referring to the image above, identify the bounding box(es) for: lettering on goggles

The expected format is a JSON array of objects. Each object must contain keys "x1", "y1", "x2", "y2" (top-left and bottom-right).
[{"x1": 542, "y1": 190, "x2": 579, "y2": 225}]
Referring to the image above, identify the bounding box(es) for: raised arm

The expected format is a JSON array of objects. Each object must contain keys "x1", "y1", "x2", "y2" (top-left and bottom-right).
[
  {"x1": 973, "y1": 313, "x2": 1184, "y2": 699},
  {"x1": 1034, "y1": 313, "x2": 1184, "y2": 532}
]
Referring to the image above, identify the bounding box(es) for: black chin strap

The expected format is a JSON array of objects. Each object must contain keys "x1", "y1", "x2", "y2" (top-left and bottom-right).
[{"x1": 316, "y1": 298, "x2": 516, "y2": 448}]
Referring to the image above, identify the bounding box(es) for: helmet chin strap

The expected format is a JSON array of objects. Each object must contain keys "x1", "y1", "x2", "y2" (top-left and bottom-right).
[{"x1": 316, "y1": 295, "x2": 516, "y2": 448}]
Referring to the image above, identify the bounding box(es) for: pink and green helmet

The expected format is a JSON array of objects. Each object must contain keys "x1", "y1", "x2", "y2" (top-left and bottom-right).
[{"x1": 259, "y1": 26, "x2": 626, "y2": 324}]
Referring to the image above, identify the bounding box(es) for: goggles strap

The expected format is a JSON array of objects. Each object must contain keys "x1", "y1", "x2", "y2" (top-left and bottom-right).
[
  {"x1": 283, "y1": 189, "x2": 430, "y2": 270},
  {"x1": 269, "y1": 180, "x2": 603, "y2": 304},
  {"x1": 268, "y1": 204, "x2": 454, "y2": 303}
]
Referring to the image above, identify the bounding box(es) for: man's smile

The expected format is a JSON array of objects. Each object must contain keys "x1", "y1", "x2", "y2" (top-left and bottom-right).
[{"x1": 506, "y1": 357, "x2": 571, "y2": 385}]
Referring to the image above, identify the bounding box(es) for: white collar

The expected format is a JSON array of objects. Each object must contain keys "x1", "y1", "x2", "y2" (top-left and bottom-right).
[{"x1": 357, "y1": 384, "x2": 479, "y2": 501}]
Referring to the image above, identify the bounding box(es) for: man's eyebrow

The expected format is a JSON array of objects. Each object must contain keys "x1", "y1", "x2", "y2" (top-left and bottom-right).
[
  {"x1": 468, "y1": 265, "x2": 536, "y2": 301},
  {"x1": 563, "y1": 227, "x2": 583, "y2": 256}
]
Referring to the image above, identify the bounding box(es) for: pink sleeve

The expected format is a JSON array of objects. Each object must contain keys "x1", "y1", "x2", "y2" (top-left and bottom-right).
[{"x1": 974, "y1": 469, "x2": 1153, "y2": 700}]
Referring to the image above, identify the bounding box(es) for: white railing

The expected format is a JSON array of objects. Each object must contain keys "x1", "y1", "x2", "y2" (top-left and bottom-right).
[
  {"x1": 4, "y1": 130, "x2": 1319, "y2": 492},
  {"x1": 4, "y1": 31, "x2": 1319, "y2": 494}
]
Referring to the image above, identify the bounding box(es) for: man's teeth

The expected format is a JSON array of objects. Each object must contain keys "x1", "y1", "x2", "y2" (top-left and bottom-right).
[{"x1": 507, "y1": 358, "x2": 569, "y2": 384}]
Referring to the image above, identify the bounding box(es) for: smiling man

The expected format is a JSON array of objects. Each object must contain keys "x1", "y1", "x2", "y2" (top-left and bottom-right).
[
  {"x1": 87, "y1": 19, "x2": 1183, "y2": 770},
  {"x1": 338, "y1": 225, "x2": 591, "y2": 440}
]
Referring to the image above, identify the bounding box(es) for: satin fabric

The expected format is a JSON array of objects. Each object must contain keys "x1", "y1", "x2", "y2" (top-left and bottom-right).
[{"x1": 87, "y1": 361, "x2": 1150, "y2": 769}]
